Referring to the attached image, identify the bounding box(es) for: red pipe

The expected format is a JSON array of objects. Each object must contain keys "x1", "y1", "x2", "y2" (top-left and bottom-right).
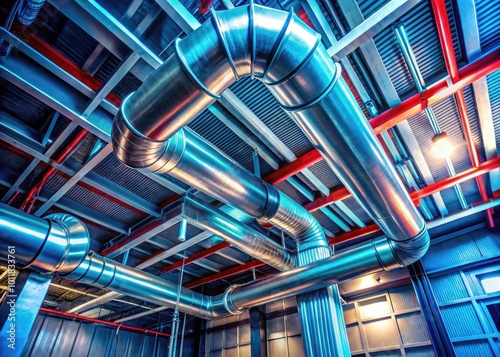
[
  {"x1": 185, "y1": 260, "x2": 266, "y2": 289},
  {"x1": 21, "y1": 128, "x2": 89, "y2": 212},
  {"x1": 267, "y1": 48, "x2": 500, "y2": 184},
  {"x1": 161, "y1": 241, "x2": 230, "y2": 274},
  {"x1": 430, "y1": 0, "x2": 493, "y2": 226},
  {"x1": 198, "y1": 0, "x2": 213, "y2": 15},
  {"x1": 430, "y1": 0, "x2": 459, "y2": 82},
  {"x1": 307, "y1": 156, "x2": 500, "y2": 212},
  {"x1": 39, "y1": 307, "x2": 170, "y2": 337},
  {"x1": 263, "y1": 149, "x2": 323, "y2": 185}
]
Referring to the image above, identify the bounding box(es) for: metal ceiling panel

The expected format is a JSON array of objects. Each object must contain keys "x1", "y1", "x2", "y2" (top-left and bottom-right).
[
  {"x1": 52, "y1": 19, "x2": 100, "y2": 68},
  {"x1": 373, "y1": 1, "x2": 447, "y2": 98},
  {"x1": 487, "y1": 71, "x2": 500, "y2": 156},
  {"x1": 475, "y1": 0, "x2": 500, "y2": 53},
  {"x1": 189, "y1": 109, "x2": 258, "y2": 173},
  {"x1": 64, "y1": 184, "x2": 147, "y2": 225},
  {"x1": 307, "y1": 160, "x2": 342, "y2": 189},
  {"x1": 110, "y1": 72, "x2": 143, "y2": 100},
  {"x1": 462, "y1": 85, "x2": 487, "y2": 163},
  {"x1": 229, "y1": 77, "x2": 314, "y2": 158},
  {"x1": 0, "y1": 80, "x2": 53, "y2": 130}
]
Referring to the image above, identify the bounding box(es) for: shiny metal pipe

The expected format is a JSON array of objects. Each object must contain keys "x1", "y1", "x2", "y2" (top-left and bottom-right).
[
  {"x1": 62, "y1": 253, "x2": 219, "y2": 319},
  {"x1": 111, "y1": 5, "x2": 428, "y2": 355},
  {"x1": 182, "y1": 195, "x2": 295, "y2": 271},
  {"x1": 0, "y1": 203, "x2": 89, "y2": 273},
  {"x1": 224, "y1": 237, "x2": 402, "y2": 310}
]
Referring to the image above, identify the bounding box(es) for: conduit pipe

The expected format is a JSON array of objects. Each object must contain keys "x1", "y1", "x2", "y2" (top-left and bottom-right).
[{"x1": 0, "y1": 204, "x2": 431, "y2": 323}]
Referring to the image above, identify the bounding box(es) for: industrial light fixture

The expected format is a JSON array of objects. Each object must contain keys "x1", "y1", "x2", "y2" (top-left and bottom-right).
[{"x1": 432, "y1": 132, "x2": 453, "y2": 158}]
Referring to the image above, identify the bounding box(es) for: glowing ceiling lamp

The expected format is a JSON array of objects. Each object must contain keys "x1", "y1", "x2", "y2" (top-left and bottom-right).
[{"x1": 432, "y1": 132, "x2": 453, "y2": 158}]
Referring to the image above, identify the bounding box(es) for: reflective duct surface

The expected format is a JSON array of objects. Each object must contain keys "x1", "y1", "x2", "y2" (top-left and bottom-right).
[{"x1": 111, "y1": 4, "x2": 429, "y2": 356}]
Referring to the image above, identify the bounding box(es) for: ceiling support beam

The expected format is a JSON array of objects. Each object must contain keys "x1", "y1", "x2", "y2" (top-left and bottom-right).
[
  {"x1": 430, "y1": 0, "x2": 493, "y2": 226},
  {"x1": 456, "y1": 0, "x2": 500, "y2": 193},
  {"x1": 306, "y1": 156, "x2": 500, "y2": 212},
  {"x1": 268, "y1": 48, "x2": 500, "y2": 187}
]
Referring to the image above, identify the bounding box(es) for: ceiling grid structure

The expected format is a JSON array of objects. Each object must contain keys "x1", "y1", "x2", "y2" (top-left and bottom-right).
[{"x1": 0, "y1": 0, "x2": 498, "y2": 336}]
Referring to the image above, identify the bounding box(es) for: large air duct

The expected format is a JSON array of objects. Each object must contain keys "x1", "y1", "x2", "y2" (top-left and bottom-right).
[
  {"x1": 111, "y1": 4, "x2": 428, "y2": 356},
  {"x1": 0, "y1": 203, "x2": 89, "y2": 274}
]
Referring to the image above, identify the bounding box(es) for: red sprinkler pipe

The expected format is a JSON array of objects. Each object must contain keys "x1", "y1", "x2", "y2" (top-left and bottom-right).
[
  {"x1": 198, "y1": 0, "x2": 213, "y2": 15},
  {"x1": 306, "y1": 156, "x2": 500, "y2": 212},
  {"x1": 161, "y1": 241, "x2": 230, "y2": 274},
  {"x1": 39, "y1": 307, "x2": 170, "y2": 337},
  {"x1": 266, "y1": 48, "x2": 500, "y2": 185},
  {"x1": 21, "y1": 128, "x2": 89, "y2": 212},
  {"x1": 185, "y1": 260, "x2": 266, "y2": 289},
  {"x1": 430, "y1": 0, "x2": 493, "y2": 226}
]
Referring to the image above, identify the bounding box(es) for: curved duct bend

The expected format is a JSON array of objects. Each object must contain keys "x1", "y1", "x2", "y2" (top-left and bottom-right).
[
  {"x1": 112, "y1": 4, "x2": 428, "y2": 268},
  {"x1": 0, "y1": 203, "x2": 90, "y2": 274}
]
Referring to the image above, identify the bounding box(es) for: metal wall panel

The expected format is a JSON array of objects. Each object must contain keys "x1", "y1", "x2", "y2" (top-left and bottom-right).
[
  {"x1": 396, "y1": 312, "x2": 430, "y2": 344},
  {"x1": 22, "y1": 315, "x2": 169, "y2": 357},
  {"x1": 430, "y1": 272, "x2": 469, "y2": 303},
  {"x1": 389, "y1": 284, "x2": 419, "y2": 312},
  {"x1": 422, "y1": 234, "x2": 485, "y2": 272},
  {"x1": 441, "y1": 302, "x2": 484, "y2": 338},
  {"x1": 454, "y1": 339, "x2": 495, "y2": 357},
  {"x1": 475, "y1": 0, "x2": 500, "y2": 53}
]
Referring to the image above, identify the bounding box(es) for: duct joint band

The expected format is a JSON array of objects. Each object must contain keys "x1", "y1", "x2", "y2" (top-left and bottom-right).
[
  {"x1": 264, "y1": 34, "x2": 321, "y2": 86},
  {"x1": 175, "y1": 38, "x2": 221, "y2": 99},
  {"x1": 372, "y1": 237, "x2": 401, "y2": 270},
  {"x1": 258, "y1": 182, "x2": 281, "y2": 220},
  {"x1": 211, "y1": 8, "x2": 239, "y2": 81},
  {"x1": 262, "y1": 9, "x2": 295, "y2": 81},
  {"x1": 223, "y1": 285, "x2": 244, "y2": 315},
  {"x1": 281, "y1": 63, "x2": 341, "y2": 112},
  {"x1": 140, "y1": 129, "x2": 187, "y2": 174},
  {"x1": 248, "y1": 0, "x2": 256, "y2": 79}
]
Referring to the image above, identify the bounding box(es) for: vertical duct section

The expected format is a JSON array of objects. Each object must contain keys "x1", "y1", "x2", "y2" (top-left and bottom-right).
[{"x1": 111, "y1": 5, "x2": 428, "y2": 356}]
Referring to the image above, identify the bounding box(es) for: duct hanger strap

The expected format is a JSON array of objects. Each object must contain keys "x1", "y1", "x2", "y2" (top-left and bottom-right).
[{"x1": 175, "y1": 38, "x2": 221, "y2": 100}]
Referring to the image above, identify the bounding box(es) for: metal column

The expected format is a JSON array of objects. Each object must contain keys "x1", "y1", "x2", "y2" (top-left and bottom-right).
[
  {"x1": 250, "y1": 306, "x2": 266, "y2": 357},
  {"x1": 408, "y1": 261, "x2": 456, "y2": 357},
  {"x1": 0, "y1": 270, "x2": 52, "y2": 356}
]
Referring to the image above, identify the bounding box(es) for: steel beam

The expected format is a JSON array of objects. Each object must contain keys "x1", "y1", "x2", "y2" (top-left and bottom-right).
[
  {"x1": 327, "y1": 0, "x2": 421, "y2": 61},
  {"x1": 456, "y1": 0, "x2": 500, "y2": 192}
]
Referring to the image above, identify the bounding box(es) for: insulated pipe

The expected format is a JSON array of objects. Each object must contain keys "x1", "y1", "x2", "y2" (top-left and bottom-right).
[{"x1": 0, "y1": 203, "x2": 89, "y2": 273}]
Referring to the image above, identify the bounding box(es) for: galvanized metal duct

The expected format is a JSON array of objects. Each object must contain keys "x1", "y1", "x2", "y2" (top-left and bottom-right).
[
  {"x1": 112, "y1": 3, "x2": 428, "y2": 266},
  {"x1": 112, "y1": 4, "x2": 428, "y2": 355},
  {"x1": 0, "y1": 203, "x2": 89, "y2": 274}
]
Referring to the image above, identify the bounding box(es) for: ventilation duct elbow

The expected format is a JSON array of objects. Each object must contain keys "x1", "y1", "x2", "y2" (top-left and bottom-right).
[{"x1": 112, "y1": 4, "x2": 428, "y2": 272}]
